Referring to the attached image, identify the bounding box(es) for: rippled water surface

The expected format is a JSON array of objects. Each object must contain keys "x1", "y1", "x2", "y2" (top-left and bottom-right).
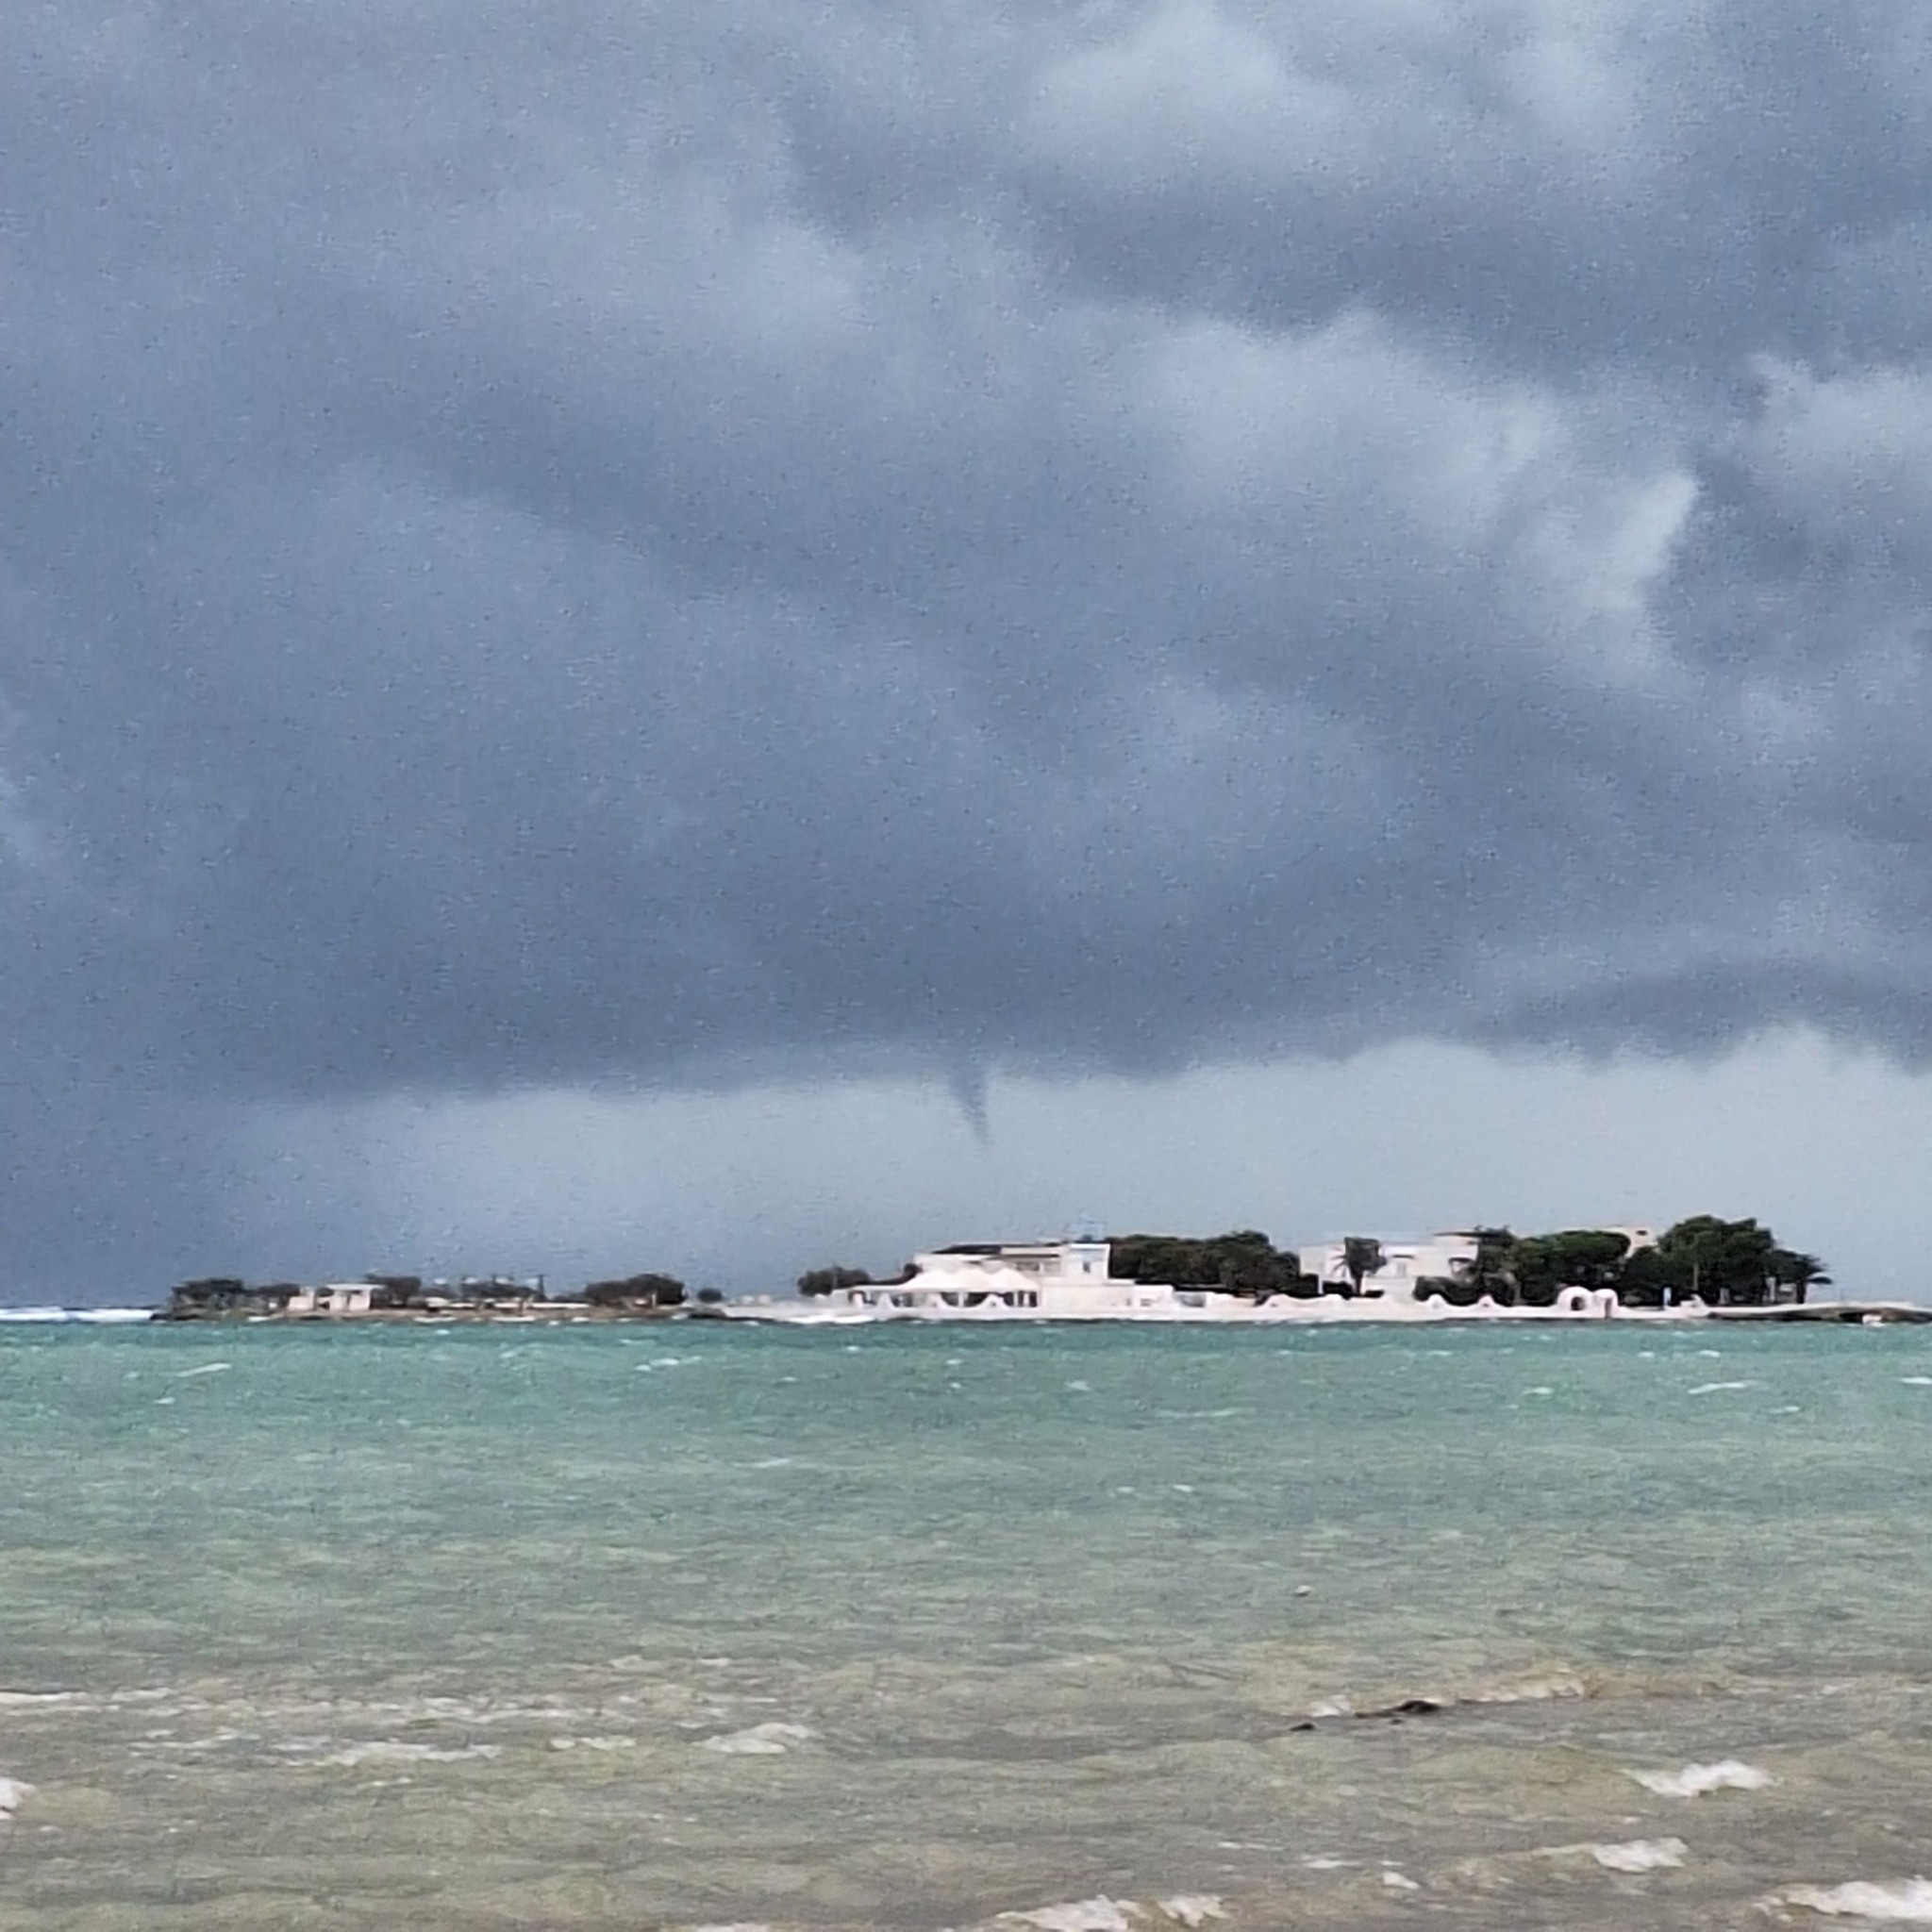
[{"x1": 1, "y1": 1319, "x2": 1928, "y2": 1929}]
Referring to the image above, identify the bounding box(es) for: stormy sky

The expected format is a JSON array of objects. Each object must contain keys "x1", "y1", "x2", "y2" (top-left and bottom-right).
[{"x1": 7, "y1": 1, "x2": 1932, "y2": 1298}]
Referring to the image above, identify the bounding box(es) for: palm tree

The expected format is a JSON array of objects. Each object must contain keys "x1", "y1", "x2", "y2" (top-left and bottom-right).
[
  {"x1": 1341, "y1": 1237, "x2": 1386, "y2": 1298},
  {"x1": 1770, "y1": 1250, "x2": 1832, "y2": 1306}
]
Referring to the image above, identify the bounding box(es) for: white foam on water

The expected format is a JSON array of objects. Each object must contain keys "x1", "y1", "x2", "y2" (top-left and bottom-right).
[
  {"x1": 1627, "y1": 1759, "x2": 1772, "y2": 1797},
  {"x1": 1000, "y1": 1898, "x2": 1141, "y2": 1932},
  {"x1": 1307, "y1": 1696, "x2": 1353, "y2": 1719},
  {"x1": 1171, "y1": 1483, "x2": 1195, "y2": 1494},
  {"x1": 0, "y1": 1691, "x2": 79, "y2": 1708},
  {"x1": 317, "y1": 1741, "x2": 502, "y2": 1768},
  {"x1": 1526, "y1": 1386, "x2": 1554, "y2": 1397},
  {"x1": 1300, "y1": 1856, "x2": 1352, "y2": 1871},
  {"x1": 1155, "y1": 1897, "x2": 1224, "y2": 1927},
  {"x1": 749, "y1": 1457, "x2": 794, "y2": 1469},
  {"x1": 689, "y1": 1924, "x2": 779, "y2": 1932},
  {"x1": 1461, "y1": 1669, "x2": 1588, "y2": 1707},
  {"x1": 175, "y1": 1361, "x2": 232, "y2": 1377},
  {"x1": 1380, "y1": 1871, "x2": 1421, "y2": 1891},
  {"x1": 1902, "y1": 1376, "x2": 1932, "y2": 1387},
  {"x1": 0, "y1": 1777, "x2": 33, "y2": 1816},
  {"x1": 1591, "y1": 1839, "x2": 1687, "y2": 1874},
  {"x1": 700, "y1": 1723, "x2": 813, "y2": 1756},
  {"x1": 0, "y1": 1306, "x2": 152, "y2": 1324},
  {"x1": 1687, "y1": 1380, "x2": 1756, "y2": 1395},
  {"x1": 1775, "y1": 1878, "x2": 1932, "y2": 1920},
  {"x1": 1066, "y1": 1380, "x2": 1092, "y2": 1392},
  {"x1": 548, "y1": 1735, "x2": 637, "y2": 1752}
]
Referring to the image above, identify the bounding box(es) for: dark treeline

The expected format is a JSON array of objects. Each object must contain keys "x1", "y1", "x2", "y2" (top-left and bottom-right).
[
  {"x1": 1440, "y1": 1218, "x2": 1828, "y2": 1308},
  {"x1": 1108, "y1": 1230, "x2": 1316, "y2": 1298}
]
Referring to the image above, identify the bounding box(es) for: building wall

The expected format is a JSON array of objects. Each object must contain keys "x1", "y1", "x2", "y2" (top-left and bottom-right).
[{"x1": 1297, "y1": 1235, "x2": 1480, "y2": 1296}]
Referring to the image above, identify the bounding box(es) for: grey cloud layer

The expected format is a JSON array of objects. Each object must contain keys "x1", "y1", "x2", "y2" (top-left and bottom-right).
[{"x1": 6, "y1": 0, "x2": 1932, "y2": 1274}]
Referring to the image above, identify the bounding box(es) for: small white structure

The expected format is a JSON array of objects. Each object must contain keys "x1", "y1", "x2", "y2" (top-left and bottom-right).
[{"x1": 286, "y1": 1283, "x2": 373, "y2": 1316}]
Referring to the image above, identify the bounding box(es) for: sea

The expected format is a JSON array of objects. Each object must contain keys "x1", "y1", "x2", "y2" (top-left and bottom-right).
[{"x1": 1, "y1": 1317, "x2": 1928, "y2": 1930}]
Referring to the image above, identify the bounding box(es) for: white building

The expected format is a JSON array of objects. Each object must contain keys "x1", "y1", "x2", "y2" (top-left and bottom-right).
[
  {"x1": 1297, "y1": 1233, "x2": 1483, "y2": 1300},
  {"x1": 826, "y1": 1241, "x2": 1202, "y2": 1317},
  {"x1": 285, "y1": 1283, "x2": 375, "y2": 1316}
]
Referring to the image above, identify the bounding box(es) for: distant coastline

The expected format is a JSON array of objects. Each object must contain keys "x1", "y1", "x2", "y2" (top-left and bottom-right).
[{"x1": 18, "y1": 1215, "x2": 1910, "y2": 1327}]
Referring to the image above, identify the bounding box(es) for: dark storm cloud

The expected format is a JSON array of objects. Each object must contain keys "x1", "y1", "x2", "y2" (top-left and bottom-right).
[{"x1": 7, "y1": 0, "x2": 1932, "y2": 1278}]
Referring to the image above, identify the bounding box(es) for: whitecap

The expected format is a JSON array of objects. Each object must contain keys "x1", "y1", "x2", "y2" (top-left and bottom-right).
[
  {"x1": 1902, "y1": 1376, "x2": 1932, "y2": 1387},
  {"x1": 0, "y1": 1691, "x2": 79, "y2": 1708},
  {"x1": 0, "y1": 1306, "x2": 152, "y2": 1324},
  {"x1": 1155, "y1": 1899, "x2": 1224, "y2": 1928},
  {"x1": 700, "y1": 1722, "x2": 813, "y2": 1756},
  {"x1": 1687, "y1": 1380, "x2": 1756, "y2": 1395},
  {"x1": 1000, "y1": 1898, "x2": 1141, "y2": 1932},
  {"x1": 548, "y1": 1735, "x2": 637, "y2": 1752},
  {"x1": 1591, "y1": 1839, "x2": 1687, "y2": 1874},
  {"x1": 317, "y1": 1741, "x2": 501, "y2": 1768},
  {"x1": 1464, "y1": 1670, "x2": 1588, "y2": 1706},
  {"x1": 0, "y1": 1777, "x2": 33, "y2": 1816},
  {"x1": 1066, "y1": 1380, "x2": 1092, "y2": 1393},
  {"x1": 1627, "y1": 1759, "x2": 1772, "y2": 1797},
  {"x1": 175, "y1": 1361, "x2": 232, "y2": 1377},
  {"x1": 1776, "y1": 1878, "x2": 1932, "y2": 1920},
  {"x1": 1380, "y1": 1871, "x2": 1421, "y2": 1891}
]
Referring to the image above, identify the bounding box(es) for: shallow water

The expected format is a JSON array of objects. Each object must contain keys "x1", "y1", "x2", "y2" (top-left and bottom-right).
[{"x1": 0, "y1": 1320, "x2": 1927, "y2": 1928}]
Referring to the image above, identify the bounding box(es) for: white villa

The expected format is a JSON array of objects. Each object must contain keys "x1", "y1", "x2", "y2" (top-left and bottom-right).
[
  {"x1": 1298, "y1": 1232, "x2": 1484, "y2": 1298},
  {"x1": 821, "y1": 1241, "x2": 1224, "y2": 1319}
]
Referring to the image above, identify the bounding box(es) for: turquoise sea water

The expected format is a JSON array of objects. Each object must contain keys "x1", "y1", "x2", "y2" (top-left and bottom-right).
[{"x1": 1, "y1": 1319, "x2": 1928, "y2": 1929}]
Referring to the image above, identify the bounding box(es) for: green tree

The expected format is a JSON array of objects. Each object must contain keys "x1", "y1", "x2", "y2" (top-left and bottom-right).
[
  {"x1": 1108, "y1": 1231, "x2": 1310, "y2": 1298},
  {"x1": 585, "y1": 1272, "x2": 687, "y2": 1307},
  {"x1": 1501, "y1": 1229, "x2": 1633, "y2": 1306},
  {"x1": 1341, "y1": 1237, "x2": 1386, "y2": 1298},
  {"x1": 796, "y1": 1265, "x2": 873, "y2": 1298},
  {"x1": 1768, "y1": 1248, "x2": 1831, "y2": 1304}
]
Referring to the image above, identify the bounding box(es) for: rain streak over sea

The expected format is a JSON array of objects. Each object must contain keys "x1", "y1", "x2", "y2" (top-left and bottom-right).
[{"x1": 1, "y1": 1319, "x2": 1928, "y2": 1930}]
